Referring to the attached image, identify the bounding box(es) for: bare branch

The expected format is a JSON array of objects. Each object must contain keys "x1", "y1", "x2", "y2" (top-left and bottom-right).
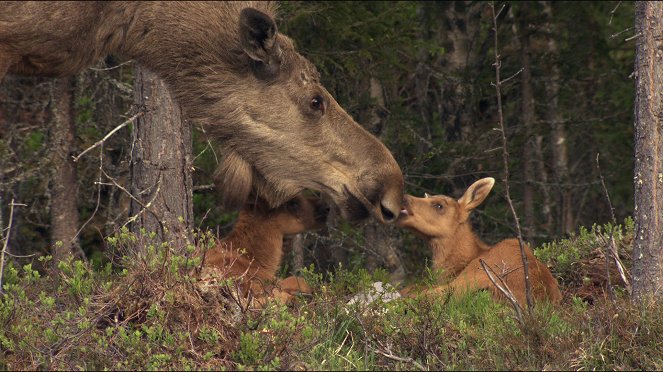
[
  {"x1": 610, "y1": 26, "x2": 635, "y2": 40},
  {"x1": 100, "y1": 168, "x2": 164, "y2": 235},
  {"x1": 490, "y1": 1, "x2": 534, "y2": 312},
  {"x1": 495, "y1": 3, "x2": 507, "y2": 19},
  {"x1": 500, "y1": 67, "x2": 524, "y2": 86},
  {"x1": 72, "y1": 110, "x2": 144, "y2": 162},
  {"x1": 609, "y1": 1, "x2": 622, "y2": 25},
  {"x1": 625, "y1": 32, "x2": 642, "y2": 42},
  {"x1": 596, "y1": 153, "x2": 632, "y2": 296},
  {"x1": 89, "y1": 60, "x2": 134, "y2": 71},
  {"x1": 71, "y1": 142, "x2": 105, "y2": 244},
  {"x1": 2, "y1": 251, "x2": 37, "y2": 258},
  {"x1": 373, "y1": 340, "x2": 426, "y2": 371},
  {"x1": 479, "y1": 259, "x2": 524, "y2": 325},
  {"x1": 0, "y1": 199, "x2": 27, "y2": 294}
]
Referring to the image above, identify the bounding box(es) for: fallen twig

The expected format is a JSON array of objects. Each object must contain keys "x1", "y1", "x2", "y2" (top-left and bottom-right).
[{"x1": 374, "y1": 340, "x2": 426, "y2": 371}]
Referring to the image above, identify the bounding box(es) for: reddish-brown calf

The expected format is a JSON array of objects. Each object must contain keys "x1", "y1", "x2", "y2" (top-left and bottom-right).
[
  {"x1": 201, "y1": 195, "x2": 325, "y2": 305},
  {"x1": 397, "y1": 178, "x2": 562, "y2": 305}
]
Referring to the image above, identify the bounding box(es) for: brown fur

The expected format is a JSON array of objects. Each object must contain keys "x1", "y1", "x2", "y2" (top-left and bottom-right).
[
  {"x1": 0, "y1": 1, "x2": 403, "y2": 222},
  {"x1": 397, "y1": 178, "x2": 562, "y2": 305},
  {"x1": 201, "y1": 195, "x2": 324, "y2": 304}
]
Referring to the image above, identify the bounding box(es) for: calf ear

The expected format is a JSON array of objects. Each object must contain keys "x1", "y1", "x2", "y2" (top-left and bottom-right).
[
  {"x1": 458, "y1": 177, "x2": 495, "y2": 212},
  {"x1": 215, "y1": 151, "x2": 253, "y2": 211},
  {"x1": 239, "y1": 8, "x2": 281, "y2": 66}
]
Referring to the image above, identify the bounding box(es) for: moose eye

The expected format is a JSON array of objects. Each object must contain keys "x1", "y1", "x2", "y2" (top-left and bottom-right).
[
  {"x1": 310, "y1": 95, "x2": 325, "y2": 113},
  {"x1": 286, "y1": 199, "x2": 300, "y2": 210}
]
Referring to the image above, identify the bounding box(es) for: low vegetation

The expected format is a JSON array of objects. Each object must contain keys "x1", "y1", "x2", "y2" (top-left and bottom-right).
[{"x1": 1, "y1": 219, "x2": 661, "y2": 370}]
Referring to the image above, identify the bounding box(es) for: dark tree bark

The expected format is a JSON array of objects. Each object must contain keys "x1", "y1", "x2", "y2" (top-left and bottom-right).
[
  {"x1": 542, "y1": 1, "x2": 574, "y2": 236},
  {"x1": 533, "y1": 134, "x2": 553, "y2": 235},
  {"x1": 290, "y1": 233, "x2": 305, "y2": 273},
  {"x1": 130, "y1": 65, "x2": 193, "y2": 251},
  {"x1": 434, "y1": 2, "x2": 483, "y2": 143},
  {"x1": 49, "y1": 77, "x2": 84, "y2": 263},
  {"x1": 632, "y1": 1, "x2": 663, "y2": 301},
  {"x1": 517, "y1": 3, "x2": 536, "y2": 243},
  {"x1": 360, "y1": 76, "x2": 405, "y2": 283}
]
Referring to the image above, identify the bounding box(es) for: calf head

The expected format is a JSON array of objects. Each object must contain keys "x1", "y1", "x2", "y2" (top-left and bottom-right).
[
  {"x1": 396, "y1": 178, "x2": 495, "y2": 238},
  {"x1": 211, "y1": 7, "x2": 403, "y2": 224}
]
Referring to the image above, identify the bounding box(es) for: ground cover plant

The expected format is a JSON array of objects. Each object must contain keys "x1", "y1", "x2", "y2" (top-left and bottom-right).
[{"x1": 1, "y1": 219, "x2": 660, "y2": 370}]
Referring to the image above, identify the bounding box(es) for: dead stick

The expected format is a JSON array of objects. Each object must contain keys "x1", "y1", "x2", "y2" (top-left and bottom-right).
[
  {"x1": 596, "y1": 153, "x2": 631, "y2": 295},
  {"x1": 72, "y1": 111, "x2": 144, "y2": 162},
  {"x1": 0, "y1": 199, "x2": 27, "y2": 294},
  {"x1": 479, "y1": 258, "x2": 524, "y2": 325},
  {"x1": 490, "y1": 1, "x2": 534, "y2": 312}
]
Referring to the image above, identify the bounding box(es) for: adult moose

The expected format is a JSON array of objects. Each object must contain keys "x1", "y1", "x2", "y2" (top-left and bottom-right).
[{"x1": 0, "y1": 1, "x2": 403, "y2": 223}]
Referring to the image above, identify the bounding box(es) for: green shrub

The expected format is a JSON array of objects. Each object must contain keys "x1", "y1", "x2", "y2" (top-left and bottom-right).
[{"x1": 0, "y1": 220, "x2": 660, "y2": 370}]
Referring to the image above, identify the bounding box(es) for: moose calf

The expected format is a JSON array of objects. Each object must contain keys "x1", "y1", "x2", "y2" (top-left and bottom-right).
[
  {"x1": 397, "y1": 178, "x2": 562, "y2": 305},
  {"x1": 201, "y1": 195, "x2": 328, "y2": 305}
]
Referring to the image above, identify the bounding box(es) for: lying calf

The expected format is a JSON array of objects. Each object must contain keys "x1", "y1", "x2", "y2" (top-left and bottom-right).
[
  {"x1": 201, "y1": 195, "x2": 328, "y2": 305},
  {"x1": 397, "y1": 178, "x2": 562, "y2": 305}
]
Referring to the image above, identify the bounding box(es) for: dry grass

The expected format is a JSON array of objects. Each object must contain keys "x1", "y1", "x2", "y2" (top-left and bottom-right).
[{"x1": 0, "y1": 219, "x2": 661, "y2": 370}]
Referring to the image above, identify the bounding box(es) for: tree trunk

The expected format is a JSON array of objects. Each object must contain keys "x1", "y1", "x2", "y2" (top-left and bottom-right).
[
  {"x1": 49, "y1": 77, "x2": 84, "y2": 263},
  {"x1": 130, "y1": 65, "x2": 193, "y2": 252},
  {"x1": 517, "y1": 3, "x2": 536, "y2": 243},
  {"x1": 435, "y1": 2, "x2": 482, "y2": 143},
  {"x1": 290, "y1": 233, "x2": 305, "y2": 273},
  {"x1": 632, "y1": 1, "x2": 663, "y2": 301},
  {"x1": 360, "y1": 76, "x2": 405, "y2": 283},
  {"x1": 534, "y1": 135, "x2": 554, "y2": 235},
  {"x1": 542, "y1": 1, "x2": 574, "y2": 236}
]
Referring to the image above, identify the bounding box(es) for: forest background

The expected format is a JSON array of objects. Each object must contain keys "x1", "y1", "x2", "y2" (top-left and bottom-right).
[{"x1": 0, "y1": 1, "x2": 635, "y2": 282}]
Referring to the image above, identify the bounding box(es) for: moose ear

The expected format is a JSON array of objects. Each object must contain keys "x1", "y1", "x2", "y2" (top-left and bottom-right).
[
  {"x1": 214, "y1": 151, "x2": 253, "y2": 211},
  {"x1": 458, "y1": 177, "x2": 495, "y2": 212},
  {"x1": 239, "y1": 8, "x2": 281, "y2": 65}
]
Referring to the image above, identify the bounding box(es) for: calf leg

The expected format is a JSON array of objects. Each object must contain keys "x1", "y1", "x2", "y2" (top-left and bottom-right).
[{"x1": 278, "y1": 275, "x2": 311, "y2": 295}]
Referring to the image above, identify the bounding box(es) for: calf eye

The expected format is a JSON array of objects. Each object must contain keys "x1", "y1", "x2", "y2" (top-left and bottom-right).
[
  {"x1": 310, "y1": 95, "x2": 325, "y2": 113},
  {"x1": 433, "y1": 204, "x2": 443, "y2": 210}
]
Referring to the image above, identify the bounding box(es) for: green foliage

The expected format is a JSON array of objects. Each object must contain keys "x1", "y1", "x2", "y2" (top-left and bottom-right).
[
  {"x1": 535, "y1": 217, "x2": 634, "y2": 286},
  {"x1": 20, "y1": 131, "x2": 45, "y2": 155},
  {"x1": 0, "y1": 222, "x2": 661, "y2": 370},
  {"x1": 0, "y1": 2, "x2": 654, "y2": 370},
  {"x1": 191, "y1": 128, "x2": 239, "y2": 232}
]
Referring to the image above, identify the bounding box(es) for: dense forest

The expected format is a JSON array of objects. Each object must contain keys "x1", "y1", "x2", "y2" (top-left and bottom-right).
[
  {"x1": 1, "y1": 2, "x2": 661, "y2": 370},
  {"x1": 0, "y1": 1, "x2": 636, "y2": 275}
]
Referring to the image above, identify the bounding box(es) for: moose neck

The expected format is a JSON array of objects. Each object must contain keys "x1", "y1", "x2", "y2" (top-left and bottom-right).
[
  {"x1": 222, "y1": 215, "x2": 284, "y2": 277},
  {"x1": 429, "y1": 222, "x2": 490, "y2": 279},
  {"x1": 118, "y1": 2, "x2": 275, "y2": 132}
]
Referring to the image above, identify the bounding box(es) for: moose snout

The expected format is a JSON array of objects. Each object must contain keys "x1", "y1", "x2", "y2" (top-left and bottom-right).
[
  {"x1": 379, "y1": 196, "x2": 400, "y2": 223},
  {"x1": 358, "y1": 167, "x2": 404, "y2": 224},
  {"x1": 372, "y1": 181, "x2": 403, "y2": 224}
]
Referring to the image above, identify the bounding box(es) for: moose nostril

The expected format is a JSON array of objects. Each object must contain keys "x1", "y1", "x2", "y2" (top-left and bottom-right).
[{"x1": 380, "y1": 203, "x2": 396, "y2": 222}]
